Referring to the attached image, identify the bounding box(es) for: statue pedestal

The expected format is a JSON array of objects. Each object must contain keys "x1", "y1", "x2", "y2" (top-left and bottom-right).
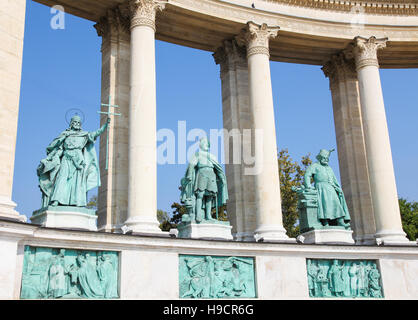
[
  {"x1": 31, "y1": 206, "x2": 98, "y2": 231},
  {"x1": 177, "y1": 221, "x2": 233, "y2": 240},
  {"x1": 298, "y1": 228, "x2": 354, "y2": 245}
]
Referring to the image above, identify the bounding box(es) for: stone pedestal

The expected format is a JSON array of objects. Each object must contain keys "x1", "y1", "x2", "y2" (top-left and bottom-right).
[
  {"x1": 299, "y1": 228, "x2": 355, "y2": 245},
  {"x1": 177, "y1": 221, "x2": 233, "y2": 240},
  {"x1": 30, "y1": 206, "x2": 98, "y2": 231}
]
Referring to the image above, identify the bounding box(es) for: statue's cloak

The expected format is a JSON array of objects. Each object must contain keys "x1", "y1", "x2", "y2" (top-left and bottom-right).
[{"x1": 181, "y1": 152, "x2": 228, "y2": 211}]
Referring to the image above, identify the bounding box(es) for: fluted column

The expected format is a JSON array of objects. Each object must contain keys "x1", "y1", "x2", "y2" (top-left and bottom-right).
[
  {"x1": 236, "y1": 22, "x2": 290, "y2": 242},
  {"x1": 213, "y1": 39, "x2": 256, "y2": 241},
  {"x1": 123, "y1": 0, "x2": 166, "y2": 234},
  {"x1": 94, "y1": 8, "x2": 130, "y2": 232},
  {"x1": 322, "y1": 53, "x2": 376, "y2": 244},
  {"x1": 349, "y1": 36, "x2": 408, "y2": 244},
  {"x1": 0, "y1": 0, "x2": 26, "y2": 222}
]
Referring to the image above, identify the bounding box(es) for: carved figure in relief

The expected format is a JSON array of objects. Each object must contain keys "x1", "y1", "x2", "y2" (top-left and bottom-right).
[
  {"x1": 98, "y1": 255, "x2": 118, "y2": 298},
  {"x1": 348, "y1": 262, "x2": 358, "y2": 296},
  {"x1": 307, "y1": 260, "x2": 319, "y2": 297},
  {"x1": 316, "y1": 264, "x2": 331, "y2": 297},
  {"x1": 75, "y1": 254, "x2": 104, "y2": 298},
  {"x1": 179, "y1": 255, "x2": 255, "y2": 299},
  {"x1": 306, "y1": 259, "x2": 383, "y2": 298},
  {"x1": 341, "y1": 261, "x2": 351, "y2": 297},
  {"x1": 328, "y1": 260, "x2": 344, "y2": 297},
  {"x1": 48, "y1": 257, "x2": 68, "y2": 298},
  {"x1": 20, "y1": 247, "x2": 119, "y2": 299},
  {"x1": 368, "y1": 264, "x2": 383, "y2": 298},
  {"x1": 357, "y1": 261, "x2": 369, "y2": 297}
]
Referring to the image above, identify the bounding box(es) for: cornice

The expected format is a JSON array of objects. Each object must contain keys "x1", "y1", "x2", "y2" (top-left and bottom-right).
[{"x1": 260, "y1": 0, "x2": 418, "y2": 16}]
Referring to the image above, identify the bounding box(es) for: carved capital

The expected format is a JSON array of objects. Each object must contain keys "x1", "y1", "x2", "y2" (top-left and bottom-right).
[
  {"x1": 235, "y1": 22, "x2": 279, "y2": 58},
  {"x1": 129, "y1": 0, "x2": 166, "y2": 31},
  {"x1": 350, "y1": 36, "x2": 388, "y2": 70},
  {"x1": 213, "y1": 39, "x2": 247, "y2": 75},
  {"x1": 94, "y1": 7, "x2": 130, "y2": 38},
  {"x1": 322, "y1": 52, "x2": 357, "y2": 89}
]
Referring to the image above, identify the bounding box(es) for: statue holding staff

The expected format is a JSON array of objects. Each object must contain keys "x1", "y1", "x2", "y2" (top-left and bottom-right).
[{"x1": 37, "y1": 116, "x2": 109, "y2": 208}]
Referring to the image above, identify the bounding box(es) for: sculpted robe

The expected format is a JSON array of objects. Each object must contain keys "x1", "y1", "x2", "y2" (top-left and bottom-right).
[{"x1": 304, "y1": 162, "x2": 350, "y2": 222}]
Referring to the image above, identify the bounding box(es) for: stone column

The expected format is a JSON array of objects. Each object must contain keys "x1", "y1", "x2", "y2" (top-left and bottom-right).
[
  {"x1": 349, "y1": 36, "x2": 409, "y2": 244},
  {"x1": 94, "y1": 8, "x2": 130, "y2": 232},
  {"x1": 0, "y1": 0, "x2": 27, "y2": 222},
  {"x1": 123, "y1": 0, "x2": 166, "y2": 234},
  {"x1": 322, "y1": 53, "x2": 376, "y2": 245},
  {"x1": 213, "y1": 39, "x2": 256, "y2": 241},
  {"x1": 236, "y1": 22, "x2": 290, "y2": 242}
]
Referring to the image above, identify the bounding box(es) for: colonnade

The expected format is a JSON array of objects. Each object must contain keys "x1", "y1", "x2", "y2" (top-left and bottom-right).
[{"x1": 0, "y1": 0, "x2": 409, "y2": 244}]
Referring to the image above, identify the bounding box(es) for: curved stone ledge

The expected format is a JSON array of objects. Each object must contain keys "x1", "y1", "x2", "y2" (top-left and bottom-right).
[
  {"x1": 34, "y1": 0, "x2": 418, "y2": 67},
  {"x1": 0, "y1": 219, "x2": 417, "y2": 299}
]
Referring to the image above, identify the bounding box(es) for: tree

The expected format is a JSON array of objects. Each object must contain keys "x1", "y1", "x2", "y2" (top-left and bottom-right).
[
  {"x1": 157, "y1": 209, "x2": 174, "y2": 232},
  {"x1": 278, "y1": 149, "x2": 312, "y2": 238},
  {"x1": 86, "y1": 194, "x2": 97, "y2": 210},
  {"x1": 168, "y1": 202, "x2": 228, "y2": 227},
  {"x1": 399, "y1": 198, "x2": 418, "y2": 241}
]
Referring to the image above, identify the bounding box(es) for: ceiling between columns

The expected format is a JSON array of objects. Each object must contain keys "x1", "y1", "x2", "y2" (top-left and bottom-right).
[{"x1": 33, "y1": 0, "x2": 418, "y2": 68}]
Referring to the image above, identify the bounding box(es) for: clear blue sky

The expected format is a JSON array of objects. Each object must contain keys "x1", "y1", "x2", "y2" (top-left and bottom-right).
[{"x1": 14, "y1": 1, "x2": 418, "y2": 219}]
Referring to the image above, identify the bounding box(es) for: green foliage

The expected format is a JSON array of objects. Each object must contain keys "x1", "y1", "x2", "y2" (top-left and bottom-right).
[
  {"x1": 399, "y1": 198, "x2": 418, "y2": 241},
  {"x1": 86, "y1": 194, "x2": 98, "y2": 210},
  {"x1": 167, "y1": 202, "x2": 228, "y2": 227},
  {"x1": 170, "y1": 202, "x2": 187, "y2": 226},
  {"x1": 157, "y1": 209, "x2": 174, "y2": 232},
  {"x1": 278, "y1": 149, "x2": 312, "y2": 238}
]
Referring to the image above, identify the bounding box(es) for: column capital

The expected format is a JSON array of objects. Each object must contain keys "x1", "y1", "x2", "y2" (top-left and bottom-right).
[
  {"x1": 235, "y1": 22, "x2": 279, "y2": 58},
  {"x1": 94, "y1": 7, "x2": 130, "y2": 38},
  {"x1": 213, "y1": 39, "x2": 247, "y2": 75},
  {"x1": 347, "y1": 36, "x2": 388, "y2": 70},
  {"x1": 128, "y1": 0, "x2": 167, "y2": 31},
  {"x1": 322, "y1": 52, "x2": 357, "y2": 89}
]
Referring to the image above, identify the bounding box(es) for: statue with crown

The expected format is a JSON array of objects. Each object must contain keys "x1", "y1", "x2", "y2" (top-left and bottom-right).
[
  {"x1": 176, "y1": 137, "x2": 232, "y2": 240},
  {"x1": 31, "y1": 114, "x2": 110, "y2": 231},
  {"x1": 293, "y1": 149, "x2": 354, "y2": 244}
]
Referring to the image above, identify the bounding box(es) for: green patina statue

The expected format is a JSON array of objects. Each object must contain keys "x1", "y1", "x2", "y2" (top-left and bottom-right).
[
  {"x1": 37, "y1": 116, "x2": 109, "y2": 209},
  {"x1": 179, "y1": 255, "x2": 256, "y2": 299},
  {"x1": 21, "y1": 246, "x2": 119, "y2": 299},
  {"x1": 179, "y1": 138, "x2": 228, "y2": 223},
  {"x1": 306, "y1": 259, "x2": 383, "y2": 298},
  {"x1": 293, "y1": 149, "x2": 351, "y2": 232}
]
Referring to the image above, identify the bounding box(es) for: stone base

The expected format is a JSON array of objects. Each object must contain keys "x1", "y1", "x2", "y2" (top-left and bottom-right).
[
  {"x1": 0, "y1": 197, "x2": 26, "y2": 222},
  {"x1": 375, "y1": 229, "x2": 415, "y2": 246},
  {"x1": 177, "y1": 221, "x2": 233, "y2": 240},
  {"x1": 299, "y1": 228, "x2": 355, "y2": 245},
  {"x1": 122, "y1": 216, "x2": 169, "y2": 237},
  {"x1": 30, "y1": 206, "x2": 98, "y2": 231},
  {"x1": 254, "y1": 224, "x2": 296, "y2": 243}
]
